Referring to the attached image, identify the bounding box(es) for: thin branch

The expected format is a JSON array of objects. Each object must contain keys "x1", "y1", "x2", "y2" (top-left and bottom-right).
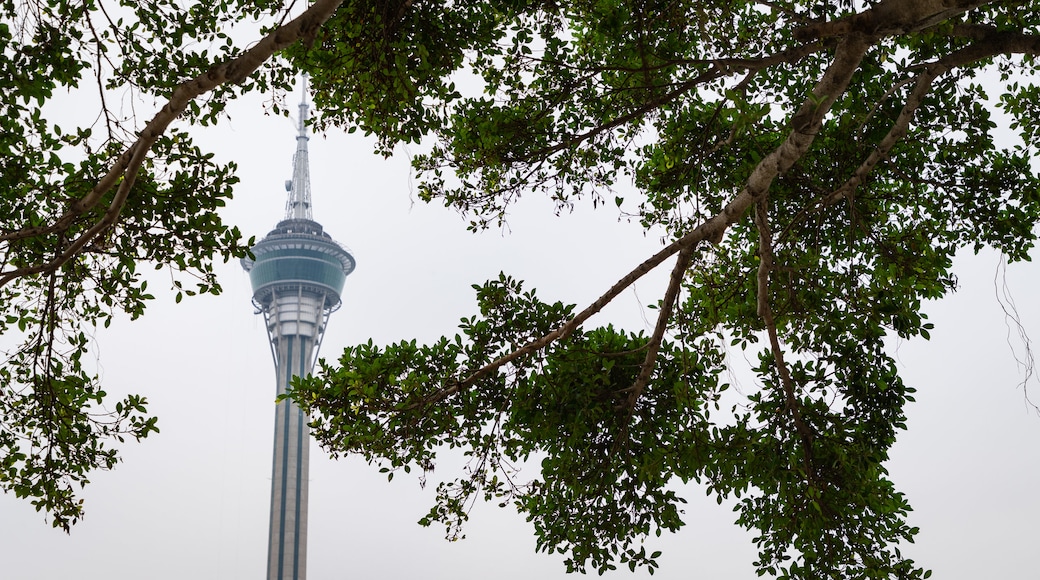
[
  {"x1": 83, "y1": 5, "x2": 118, "y2": 141},
  {"x1": 511, "y1": 69, "x2": 720, "y2": 164},
  {"x1": 613, "y1": 244, "x2": 696, "y2": 453},
  {"x1": 412, "y1": 229, "x2": 711, "y2": 409},
  {"x1": 520, "y1": 46, "x2": 827, "y2": 77},
  {"x1": 507, "y1": 41, "x2": 826, "y2": 165},
  {"x1": 622, "y1": 245, "x2": 696, "y2": 410},
  {"x1": 754, "y1": 197, "x2": 816, "y2": 480},
  {"x1": 820, "y1": 65, "x2": 945, "y2": 207},
  {"x1": 853, "y1": 75, "x2": 917, "y2": 141}
]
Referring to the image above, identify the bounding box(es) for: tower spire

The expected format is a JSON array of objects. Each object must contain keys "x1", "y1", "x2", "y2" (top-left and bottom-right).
[{"x1": 285, "y1": 74, "x2": 312, "y2": 220}]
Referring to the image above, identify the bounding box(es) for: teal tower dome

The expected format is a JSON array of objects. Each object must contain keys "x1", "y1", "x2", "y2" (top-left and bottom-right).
[{"x1": 243, "y1": 218, "x2": 355, "y2": 313}]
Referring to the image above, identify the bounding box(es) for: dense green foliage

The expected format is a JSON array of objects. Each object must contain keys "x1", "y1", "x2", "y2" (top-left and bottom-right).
[
  {"x1": 290, "y1": 1, "x2": 1040, "y2": 578},
  {"x1": 2, "y1": 1, "x2": 1039, "y2": 578}
]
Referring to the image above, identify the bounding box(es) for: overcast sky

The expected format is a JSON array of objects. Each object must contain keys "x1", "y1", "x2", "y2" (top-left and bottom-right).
[{"x1": 1, "y1": 84, "x2": 1038, "y2": 579}]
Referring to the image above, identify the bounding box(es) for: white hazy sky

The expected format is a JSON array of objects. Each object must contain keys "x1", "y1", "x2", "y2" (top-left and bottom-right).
[{"x1": 1, "y1": 84, "x2": 1038, "y2": 579}]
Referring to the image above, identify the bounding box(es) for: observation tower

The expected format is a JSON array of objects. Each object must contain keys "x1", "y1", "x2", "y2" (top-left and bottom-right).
[{"x1": 242, "y1": 79, "x2": 355, "y2": 580}]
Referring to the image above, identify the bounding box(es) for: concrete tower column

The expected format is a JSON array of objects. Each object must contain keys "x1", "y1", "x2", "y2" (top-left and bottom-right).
[{"x1": 266, "y1": 289, "x2": 323, "y2": 580}]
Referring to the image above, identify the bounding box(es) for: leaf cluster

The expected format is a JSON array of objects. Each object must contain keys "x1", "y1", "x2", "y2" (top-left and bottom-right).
[{"x1": 296, "y1": 275, "x2": 726, "y2": 574}]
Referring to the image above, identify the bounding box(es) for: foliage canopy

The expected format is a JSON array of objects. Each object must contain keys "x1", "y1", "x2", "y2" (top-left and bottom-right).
[{"x1": 1, "y1": 0, "x2": 1039, "y2": 578}]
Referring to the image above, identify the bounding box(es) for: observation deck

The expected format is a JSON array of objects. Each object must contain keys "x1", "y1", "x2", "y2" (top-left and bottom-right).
[{"x1": 242, "y1": 218, "x2": 356, "y2": 313}]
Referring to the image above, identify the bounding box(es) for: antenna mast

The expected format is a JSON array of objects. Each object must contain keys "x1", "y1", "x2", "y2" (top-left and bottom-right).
[{"x1": 285, "y1": 74, "x2": 313, "y2": 220}]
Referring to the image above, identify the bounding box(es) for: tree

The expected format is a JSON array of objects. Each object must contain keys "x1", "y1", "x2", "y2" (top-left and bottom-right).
[
  {"x1": 0, "y1": 0, "x2": 1038, "y2": 578},
  {"x1": 0, "y1": 0, "x2": 349, "y2": 530},
  {"x1": 289, "y1": 1, "x2": 1040, "y2": 578}
]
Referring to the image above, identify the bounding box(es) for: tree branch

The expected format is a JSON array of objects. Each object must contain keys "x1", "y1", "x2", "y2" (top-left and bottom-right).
[
  {"x1": 816, "y1": 27, "x2": 1040, "y2": 209},
  {"x1": 793, "y1": 0, "x2": 992, "y2": 41},
  {"x1": 754, "y1": 197, "x2": 816, "y2": 480},
  {"x1": 819, "y1": 66, "x2": 945, "y2": 207},
  {"x1": 622, "y1": 245, "x2": 696, "y2": 410},
  {"x1": 413, "y1": 230, "x2": 711, "y2": 408},
  {"x1": 506, "y1": 41, "x2": 827, "y2": 165},
  {"x1": 0, "y1": 0, "x2": 348, "y2": 286},
  {"x1": 414, "y1": 35, "x2": 872, "y2": 409},
  {"x1": 949, "y1": 21, "x2": 1040, "y2": 42},
  {"x1": 768, "y1": 27, "x2": 1040, "y2": 253}
]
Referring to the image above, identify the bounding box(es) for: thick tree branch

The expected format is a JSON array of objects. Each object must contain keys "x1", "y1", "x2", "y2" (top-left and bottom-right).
[
  {"x1": 687, "y1": 33, "x2": 872, "y2": 248},
  {"x1": 0, "y1": 0, "x2": 348, "y2": 286},
  {"x1": 793, "y1": 0, "x2": 993, "y2": 41},
  {"x1": 949, "y1": 21, "x2": 1040, "y2": 43}
]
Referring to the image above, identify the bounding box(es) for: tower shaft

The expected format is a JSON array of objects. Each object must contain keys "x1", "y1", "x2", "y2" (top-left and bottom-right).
[
  {"x1": 269, "y1": 337, "x2": 312, "y2": 580},
  {"x1": 264, "y1": 289, "x2": 327, "y2": 580}
]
